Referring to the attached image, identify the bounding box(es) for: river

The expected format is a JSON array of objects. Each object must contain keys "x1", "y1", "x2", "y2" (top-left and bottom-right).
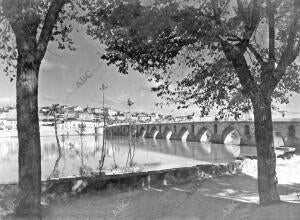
[{"x1": 0, "y1": 134, "x2": 285, "y2": 184}]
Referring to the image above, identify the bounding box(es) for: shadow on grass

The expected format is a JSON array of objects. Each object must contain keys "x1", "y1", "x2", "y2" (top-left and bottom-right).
[{"x1": 39, "y1": 173, "x2": 300, "y2": 220}]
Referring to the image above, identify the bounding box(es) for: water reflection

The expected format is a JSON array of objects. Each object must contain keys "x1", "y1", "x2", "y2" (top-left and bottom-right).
[
  {"x1": 166, "y1": 140, "x2": 172, "y2": 148},
  {"x1": 49, "y1": 151, "x2": 63, "y2": 179},
  {"x1": 201, "y1": 143, "x2": 211, "y2": 154},
  {"x1": 0, "y1": 135, "x2": 260, "y2": 184},
  {"x1": 182, "y1": 141, "x2": 189, "y2": 151},
  {"x1": 224, "y1": 130, "x2": 241, "y2": 145}
]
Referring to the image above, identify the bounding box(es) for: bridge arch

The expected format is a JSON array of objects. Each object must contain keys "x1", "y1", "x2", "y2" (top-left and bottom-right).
[
  {"x1": 150, "y1": 126, "x2": 159, "y2": 139},
  {"x1": 288, "y1": 125, "x2": 296, "y2": 137},
  {"x1": 222, "y1": 126, "x2": 241, "y2": 145},
  {"x1": 197, "y1": 127, "x2": 212, "y2": 142},
  {"x1": 163, "y1": 127, "x2": 173, "y2": 140},
  {"x1": 125, "y1": 126, "x2": 130, "y2": 135},
  {"x1": 117, "y1": 126, "x2": 121, "y2": 135},
  {"x1": 130, "y1": 125, "x2": 137, "y2": 137},
  {"x1": 273, "y1": 131, "x2": 285, "y2": 147},
  {"x1": 106, "y1": 128, "x2": 113, "y2": 137},
  {"x1": 139, "y1": 127, "x2": 146, "y2": 137},
  {"x1": 244, "y1": 124, "x2": 250, "y2": 136},
  {"x1": 178, "y1": 127, "x2": 189, "y2": 142}
]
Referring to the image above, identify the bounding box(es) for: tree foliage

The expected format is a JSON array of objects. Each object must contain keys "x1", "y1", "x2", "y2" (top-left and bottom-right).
[
  {"x1": 82, "y1": 0, "x2": 300, "y2": 119},
  {"x1": 0, "y1": 0, "x2": 85, "y2": 80}
]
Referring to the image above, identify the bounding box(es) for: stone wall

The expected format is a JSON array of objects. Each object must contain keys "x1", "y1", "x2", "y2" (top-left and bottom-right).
[{"x1": 38, "y1": 160, "x2": 243, "y2": 202}]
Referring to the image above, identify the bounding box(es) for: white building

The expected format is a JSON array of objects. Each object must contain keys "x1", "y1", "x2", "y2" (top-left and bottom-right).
[
  {"x1": 78, "y1": 112, "x2": 94, "y2": 121},
  {"x1": 138, "y1": 113, "x2": 151, "y2": 122},
  {"x1": 150, "y1": 113, "x2": 159, "y2": 122},
  {"x1": 105, "y1": 108, "x2": 118, "y2": 116},
  {"x1": 1, "y1": 109, "x2": 17, "y2": 120},
  {"x1": 91, "y1": 108, "x2": 101, "y2": 114},
  {"x1": 0, "y1": 119, "x2": 17, "y2": 131},
  {"x1": 74, "y1": 106, "x2": 83, "y2": 112}
]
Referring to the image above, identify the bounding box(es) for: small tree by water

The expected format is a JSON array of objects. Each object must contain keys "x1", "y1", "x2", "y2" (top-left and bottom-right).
[
  {"x1": 126, "y1": 99, "x2": 136, "y2": 167},
  {"x1": 75, "y1": 122, "x2": 92, "y2": 177},
  {"x1": 48, "y1": 104, "x2": 62, "y2": 156}
]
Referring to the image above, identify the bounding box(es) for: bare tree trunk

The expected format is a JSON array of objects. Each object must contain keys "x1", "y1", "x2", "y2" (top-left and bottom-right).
[
  {"x1": 54, "y1": 114, "x2": 62, "y2": 155},
  {"x1": 50, "y1": 151, "x2": 62, "y2": 178},
  {"x1": 15, "y1": 51, "x2": 41, "y2": 218},
  {"x1": 252, "y1": 92, "x2": 280, "y2": 205}
]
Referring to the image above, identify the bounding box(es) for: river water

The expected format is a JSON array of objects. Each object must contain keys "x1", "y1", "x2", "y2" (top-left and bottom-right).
[{"x1": 0, "y1": 134, "x2": 262, "y2": 184}]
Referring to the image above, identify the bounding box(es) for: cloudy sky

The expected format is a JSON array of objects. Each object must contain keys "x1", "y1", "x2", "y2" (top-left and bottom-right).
[{"x1": 0, "y1": 26, "x2": 300, "y2": 118}]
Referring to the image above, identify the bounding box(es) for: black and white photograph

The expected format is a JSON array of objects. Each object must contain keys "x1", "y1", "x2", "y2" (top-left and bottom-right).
[{"x1": 0, "y1": 0, "x2": 300, "y2": 219}]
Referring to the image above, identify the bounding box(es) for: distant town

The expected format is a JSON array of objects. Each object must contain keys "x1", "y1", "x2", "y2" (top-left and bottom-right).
[
  {"x1": 0, "y1": 104, "x2": 218, "y2": 132},
  {"x1": 3, "y1": 104, "x2": 297, "y2": 133}
]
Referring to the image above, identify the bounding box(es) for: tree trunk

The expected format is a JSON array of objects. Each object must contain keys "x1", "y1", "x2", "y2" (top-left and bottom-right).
[
  {"x1": 252, "y1": 92, "x2": 280, "y2": 205},
  {"x1": 15, "y1": 49, "x2": 41, "y2": 218},
  {"x1": 54, "y1": 114, "x2": 62, "y2": 155}
]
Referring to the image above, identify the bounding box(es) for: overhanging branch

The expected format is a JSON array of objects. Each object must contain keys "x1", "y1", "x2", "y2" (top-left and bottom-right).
[
  {"x1": 266, "y1": 0, "x2": 275, "y2": 65},
  {"x1": 247, "y1": 44, "x2": 265, "y2": 66},
  {"x1": 218, "y1": 35, "x2": 257, "y2": 97},
  {"x1": 237, "y1": 0, "x2": 261, "y2": 52},
  {"x1": 37, "y1": 0, "x2": 67, "y2": 61}
]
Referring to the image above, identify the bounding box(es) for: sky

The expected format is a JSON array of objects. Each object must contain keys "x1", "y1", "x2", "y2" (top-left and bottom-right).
[
  {"x1": 0, "y1": 24, "x2": 300, "y2": 118},
  {"x1": 0, "y1": 28, "x2": 199, "y2": 116}
]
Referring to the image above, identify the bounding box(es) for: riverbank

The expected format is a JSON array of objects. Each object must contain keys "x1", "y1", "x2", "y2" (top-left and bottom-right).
[
  {"x1": 41, "y1": 175, "x2": 300, "y2": 220},
  {"x1": 1, "y1": 156, "x2": 300, "y2": 219},
  {"x1": 39, "y1": 156, "x2": 300, "y2": 220}
]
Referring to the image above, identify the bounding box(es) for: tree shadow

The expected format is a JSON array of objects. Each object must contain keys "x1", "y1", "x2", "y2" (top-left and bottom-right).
[{"x1": 179, "y1": 173, "x2": 300, "y2": 206}]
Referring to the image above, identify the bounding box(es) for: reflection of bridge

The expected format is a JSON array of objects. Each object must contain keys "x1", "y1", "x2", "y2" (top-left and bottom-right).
[
  {"x1": 132, "y1": 139, "x2": 257, "y2": 163},
  {"x1": 106, "y1": 121, "x2": 300, "y2": 149}
]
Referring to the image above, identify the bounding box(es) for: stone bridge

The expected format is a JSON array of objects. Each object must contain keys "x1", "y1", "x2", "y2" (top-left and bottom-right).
[{"x1": 106, "y1": 121, "x2": 300, "y2": 149}]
